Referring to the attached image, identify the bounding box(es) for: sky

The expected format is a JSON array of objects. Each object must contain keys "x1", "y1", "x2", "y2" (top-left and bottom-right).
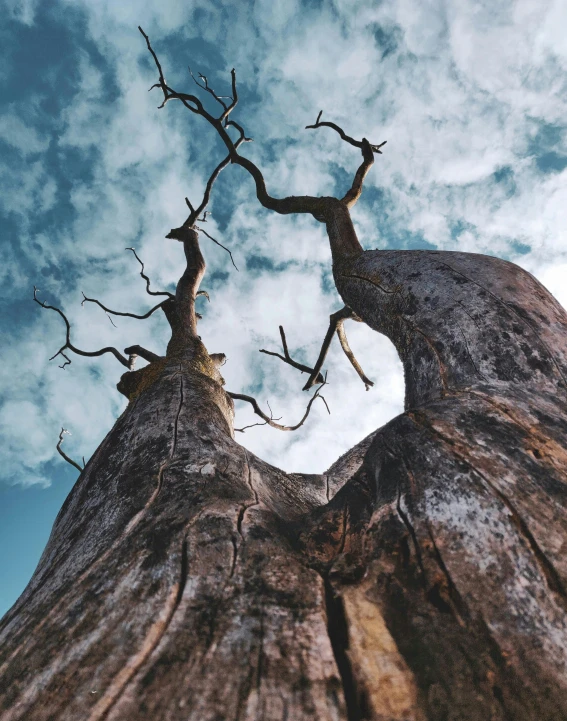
[{"x1": 1, "y1": 0, "x2": 566, "y2": 615}]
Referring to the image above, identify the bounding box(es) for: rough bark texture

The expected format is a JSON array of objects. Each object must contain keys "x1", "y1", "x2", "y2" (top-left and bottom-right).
[{"x1": 1, "y1": 236, "x2": 567, "y2": 719}]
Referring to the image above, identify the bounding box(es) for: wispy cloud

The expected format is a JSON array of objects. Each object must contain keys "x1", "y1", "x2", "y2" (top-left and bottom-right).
[{"x1": 1, "y1": 0, "x2": 566, "y2": 487}]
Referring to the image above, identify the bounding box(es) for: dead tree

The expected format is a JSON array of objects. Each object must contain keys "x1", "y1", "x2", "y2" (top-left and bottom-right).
[{"x1": 1, "y1": 28, "x2": 567, "y2": 721}]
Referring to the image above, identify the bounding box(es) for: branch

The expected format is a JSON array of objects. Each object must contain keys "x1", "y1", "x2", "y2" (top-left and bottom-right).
[
  {"x1": 305, "y1": 110, "x2": 387, "y2": 154},
  {"x1": 34, "y1": 287, "x2": 130, "y2": 369},
  {"x1": 123, "y1": 345, "x2": 162, "y2": 365},
  {"x1": 139, "y1": 28, "x2": 326, "y2": 219},
  {"x1": 196, "y1": 226, "x2": 238, "y2": 270},
  {"x1": 229, "y1": 386, "x2": 329, "y2": 433},
  {"x1": 81, "y1": 292, "x2": 167, "y2": 321},
  {"x1": 305, "y1": 112, "x2": 385, "y2": 209},
  {"x1": 125, "y1": 247, "x2": 174, "y2": 298},
  {"x1": 259, "y1": 326, "x2": 325, "y2": 384},
  {"x1": 336, "y1": 316, "x2": 375, "y2": 391},
  {"x1": 188, "y1": 67, "x2": 230, "y2": 111},
  {"x1": 184, "y1": 154, "x2": 231, "y2": 227},
  {"x1": 303, "y1": 307, "x2": 374, "y2": 391},
  {"x1": 56, "y1": 428, "x2": 84, "y2": 473}
]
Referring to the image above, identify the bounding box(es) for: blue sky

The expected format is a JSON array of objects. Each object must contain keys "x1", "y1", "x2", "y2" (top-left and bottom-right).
[{"x1": 1, "y1": 0, "x2": 566, "y2": 615}]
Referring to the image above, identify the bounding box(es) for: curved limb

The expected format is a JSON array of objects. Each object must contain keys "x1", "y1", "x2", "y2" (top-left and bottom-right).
[
  {"x1": 303, "y1": 307, "x2": 374, "y2": 391},
  {"x1": 34, "y1": 288, "x2": 130, "y2": 369},
  {"x1": 305, "y1": 110, "x2": 387, "y2": 154},
  {"x1": 139, "y1": 28, "x2": 384, "y2": 220},
  {"x1": 229, "y1": 386, "x2": 329, "y2": 433},
  {"x1": 335, "y1": 316, "x2": 375, "y2": 391},
  {"x1": 81, "y1": 293, "x2": 167, "y2": 321},
  {"x1": 125, "y1": 247, "x2": 174, "y2": 299}
]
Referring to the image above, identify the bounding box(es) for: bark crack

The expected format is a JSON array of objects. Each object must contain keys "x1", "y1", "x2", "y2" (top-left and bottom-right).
[
  {"x1": 323, "y1": 576, "x2": 369, "y2": 721},
  {"x1": 395, "y1": 484, "x2": 427, "y2": 584},
  {"x1": 0, "y1": 381, "x2": 187, "y2": 676},
  {"x1": 341, "y1": 273, "x2": 399, "y2": 295},
  {"x1": 87, "y1": 536, "x2": 189, "y2": 721},
  {"x1": 456, "y1": 320, "x2": 486, "y2": 380},
  {"x1": 171, "y1": 375, "x2": 184, "y2": 458},
  {"x1": 399, "y1": 316, "x2": 450, "y2": 392}
]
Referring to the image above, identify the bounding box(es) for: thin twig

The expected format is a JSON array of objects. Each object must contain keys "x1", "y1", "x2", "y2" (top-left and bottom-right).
[
  {"x1": 56, "y1": 428, "x2": 84, "y2": 472},
  {"x1": 33, "y1": 287, "x2": 130, "y2": 369},
  {"x1": 188, "y1": 67, "x2": 230, "y2": 111},
  {"x1": 259, "y1": 326, "x2": 325, "y2": 383},
  {"x1": 229, "y1": 385, "x2": 329, "y2": 433},
  {"x1": 125, "y1": 247, "x2": 174, "y2": 298},
  {"x1": 196, "y1": 226, "x2": 238, "y2": 270}
]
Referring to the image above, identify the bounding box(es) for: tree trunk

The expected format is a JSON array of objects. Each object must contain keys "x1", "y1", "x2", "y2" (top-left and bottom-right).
[{"x1": 1, "y1": 247, "x2": 567, "y2": 721}]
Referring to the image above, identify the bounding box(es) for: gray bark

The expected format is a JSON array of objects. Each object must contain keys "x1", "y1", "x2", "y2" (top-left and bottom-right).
[{"x1": 1, "y1": 239, "x2": 567, "y2": 720}]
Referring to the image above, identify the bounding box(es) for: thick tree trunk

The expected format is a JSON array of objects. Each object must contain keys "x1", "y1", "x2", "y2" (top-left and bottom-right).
[{"x1": 1, "y1": 247, "x2": 567, "y2": 721}]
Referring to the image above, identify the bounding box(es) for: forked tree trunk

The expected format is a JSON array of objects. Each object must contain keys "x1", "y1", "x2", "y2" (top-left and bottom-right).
[{"x1": 1, "y1": 246, "x2": 567, "y2": 721}]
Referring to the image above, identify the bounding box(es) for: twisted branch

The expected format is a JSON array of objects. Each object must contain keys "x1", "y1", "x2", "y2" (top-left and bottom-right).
[
  {"x1": 229, "y1": 385, "x2": 329, "y2": 433},
  {"x1": 56, "y1": 429, "x2": 84, "y2": 472},
  {"x1": 139, "y1": 27, "x2": 384, "y2": 219},
  {"x1": 81, "y1": 293, "x2": 167, "y2": 321},
  {"x1": 34, "y1": 287, "x2": 130, "y2": 369},
  {"x1": 305, "y1": 110, "x2": 387, "y2": 154},
  {"x1": 126, "y1": 247, "x2": 174, "y2": 298},
  {"x1": 260, "y1": 326, "x2": 325, "y2": 383}
]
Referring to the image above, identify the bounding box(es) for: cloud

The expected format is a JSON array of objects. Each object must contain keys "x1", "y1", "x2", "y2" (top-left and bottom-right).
[{"x1": 1, "y1": 0, "x2": 566, "y2": 486}]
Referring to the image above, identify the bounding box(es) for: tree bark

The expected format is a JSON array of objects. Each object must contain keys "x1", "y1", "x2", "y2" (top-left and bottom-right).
[{"x1": 1, "y1": 243, "x2": 567, "y2": 721}]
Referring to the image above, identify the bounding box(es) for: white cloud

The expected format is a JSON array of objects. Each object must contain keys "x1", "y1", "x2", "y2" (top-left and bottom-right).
[
  {"x1": 3, "y1": 0, "x2": 567, "y2": 484},
  {"x1": 0, "y1": 110, "x2": 50, "y2": 155}
]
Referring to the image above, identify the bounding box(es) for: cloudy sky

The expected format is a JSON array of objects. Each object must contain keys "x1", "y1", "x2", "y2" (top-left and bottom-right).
[{"x1": 1, "y1": 0, "x2": 566, "y2": 614}]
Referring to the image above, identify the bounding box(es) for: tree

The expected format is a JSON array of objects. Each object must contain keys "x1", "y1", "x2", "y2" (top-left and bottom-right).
[{"x1": 1, "y1": 28, "x2": 567, "y2": 721}]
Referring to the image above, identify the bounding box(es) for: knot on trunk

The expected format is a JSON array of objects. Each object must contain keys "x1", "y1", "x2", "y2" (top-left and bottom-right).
[{"x1": 166, "y1": 226, "x2": 199, "y2": 243}]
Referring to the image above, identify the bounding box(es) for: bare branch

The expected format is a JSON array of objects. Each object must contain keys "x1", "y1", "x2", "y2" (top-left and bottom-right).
[
  {"x1": 303, "y1": 307, "x2": 374, "y2": 391},
  {"x1": 56, "y1": 428, "x2": 84, "y2": 473},
  {"x1": 259, "y1": 326, "x2": 325, "y2": 384},
  {"x1": 184, "y1": 154, "x2": 231, "y2": 227},
  {"x1": 140, "y1": 30, "x2": 382, "y2": 228},
  {"x1": 188, "y1": 67, "x2": 229, "y2": 111},
  {"x1": 229, "y1": 385, "x2": 329, "y2": 433},
  {"x1": 336, "y1": 316, "x2": 375, "y2": 391},
  {"x1": 196, "y1": 226, "x2": 238, "y2": 270},
  {"x1": 34, "y1": 287, "x2": 130, "y2": 369},
  {"x1": 140, "y1": 28, "x2": 326, "y2": 219},
  {"x1": 305, "y1": 110, "x2": 387, "y2": 154},
  {"x1": 342, "y1": 137, "x2": 376, "y2": 209},
  {"x1": 220, "y1": 68, "x2": 239, "y2": 123},
  {"x1": 305, "y1": 111, "x2": 385, "y2": 209},
  {"x1": 123, "y1": 345, "x2": 161, "y2": 364},
  {"x1": 126, "y1": 247, "x2": 174, "y2": 298},
  {"x1": 81, "y1": 292, "x2": 167, "y2": 321}
]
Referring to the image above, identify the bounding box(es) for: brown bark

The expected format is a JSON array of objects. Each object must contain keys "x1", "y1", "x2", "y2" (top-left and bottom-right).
[
  {"x1": 2, "y1": 228, "x2": 567, "y2": 719},
  {"x1": 2, "y1": 58, "x2": 567, "y2": 714}
]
